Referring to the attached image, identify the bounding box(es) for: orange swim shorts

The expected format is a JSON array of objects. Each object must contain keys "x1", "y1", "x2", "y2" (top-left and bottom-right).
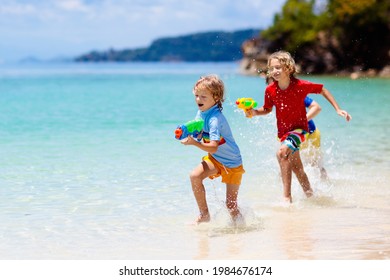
[{"x1": 202, "y1": 154, "x2": 245, "y2": 186}]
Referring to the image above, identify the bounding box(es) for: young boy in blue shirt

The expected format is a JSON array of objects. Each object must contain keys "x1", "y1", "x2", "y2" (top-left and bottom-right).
[{"x1": 181, "y1": 75, "x2": 245, "y2": 224}]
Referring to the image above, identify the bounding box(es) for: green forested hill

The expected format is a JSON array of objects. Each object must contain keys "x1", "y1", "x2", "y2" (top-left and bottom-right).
[{"x1": 75, "y1": 29, "x2": 260, "y2": 62}]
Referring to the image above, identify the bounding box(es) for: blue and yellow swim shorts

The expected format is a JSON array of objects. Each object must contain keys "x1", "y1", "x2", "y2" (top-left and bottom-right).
[{"x1": 301, "y1": 129, "x2": 321, "y2": 150}]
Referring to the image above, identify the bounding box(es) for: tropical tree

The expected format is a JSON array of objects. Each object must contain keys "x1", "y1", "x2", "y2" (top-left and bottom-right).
[
  {"x1": 262, "y1": 0, "x2": 320, "y2": 53},
  {"x1": 325, "y1": 0, "x2": 390, "y2": 69},
  {"x1": 261, "y1": 0, "x2": 390, "y2": 71}
]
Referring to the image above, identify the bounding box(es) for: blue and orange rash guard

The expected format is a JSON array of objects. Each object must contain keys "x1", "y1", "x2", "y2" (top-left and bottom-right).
[{"x1": 195, "y1": 104, "x2": 243, "y2": 168}]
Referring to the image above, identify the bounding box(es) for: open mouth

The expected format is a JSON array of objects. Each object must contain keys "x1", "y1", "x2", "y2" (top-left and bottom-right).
[{"x1": 198, "y1": 103, "x2": 204, "y2": 108}]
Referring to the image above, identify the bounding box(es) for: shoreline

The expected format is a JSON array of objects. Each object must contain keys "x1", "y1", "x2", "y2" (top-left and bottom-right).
[
  {"x1": 1, "y1": 60, "x2": 390, "y2": 79},
  {"x1": 239, "y1": 58, "x2": 390, "y2": 79}
]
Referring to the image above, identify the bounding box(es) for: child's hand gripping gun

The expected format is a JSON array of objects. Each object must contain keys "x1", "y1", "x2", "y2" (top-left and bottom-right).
[
  {"x1": 174, "y1": 119, "x2": 204, "y2": 140},
  {"x1": 236, "y1": 97, "x2": 258, "y2": 118}
]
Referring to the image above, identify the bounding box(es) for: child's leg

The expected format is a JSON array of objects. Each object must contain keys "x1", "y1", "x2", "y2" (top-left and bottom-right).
[
  {"x1": 225, "y1": 183, "x2": 241, "y2": 220},
  {"x1": 189, "y1": 160, "x2": 218, "y2": 223},
  {"x1": 315, "y1": 148, "x2": 329, "y2": 181},
  {"x1": 290, "y1": 151, "x2": 313, "y2": 197},
  {"x1": 277, "y1": 145, "x2": 293, "y2": 202},
  {"x1": 308, "y1": 129, "x2": 329, "y2": 180}
]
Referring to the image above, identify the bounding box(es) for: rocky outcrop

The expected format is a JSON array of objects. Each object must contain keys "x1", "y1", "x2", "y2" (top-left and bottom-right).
[
  {"x1": 239, "y1": 37, "x2": 270, "y2": 76},
  {"x1": 240, "y1": 32, "x2": 390, "y2": 78}
]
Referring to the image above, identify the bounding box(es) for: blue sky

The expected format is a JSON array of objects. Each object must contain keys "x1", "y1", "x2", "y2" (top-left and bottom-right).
[{"x1": 0, "y1": 0, "x2": 286, "y2": 62}]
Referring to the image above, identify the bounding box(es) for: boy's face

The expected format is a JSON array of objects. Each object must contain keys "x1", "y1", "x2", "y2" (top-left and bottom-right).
[
  {"x1": 268, "y1": 58, "x2": 289, "y2": 81},
  {"x1": 194, "y1": 90, "x2": 216, "y2": 112}
]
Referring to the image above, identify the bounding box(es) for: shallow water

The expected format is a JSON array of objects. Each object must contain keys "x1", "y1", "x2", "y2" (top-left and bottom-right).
[{"x1": 0, "y1": 62, "x2": 389, "y2": 259}]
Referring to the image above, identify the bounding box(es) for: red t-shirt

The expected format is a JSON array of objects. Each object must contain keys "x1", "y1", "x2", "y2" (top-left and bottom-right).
[{"x1": 264, "y1": 77, "x2": 323, "y2": 138}]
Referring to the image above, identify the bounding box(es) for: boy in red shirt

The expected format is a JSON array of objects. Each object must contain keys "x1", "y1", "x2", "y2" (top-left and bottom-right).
[{"x1": 246, "y1": 51, "x2": 352, "y2": 203}]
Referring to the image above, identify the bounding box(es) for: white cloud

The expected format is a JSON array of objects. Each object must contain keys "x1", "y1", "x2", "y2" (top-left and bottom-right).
[
  {"x1": 56, "y1": 0, "x2": 90, "y2": 12},
  {"x1": 0, "y1": 3, "x2": 36, "y2": 15}
]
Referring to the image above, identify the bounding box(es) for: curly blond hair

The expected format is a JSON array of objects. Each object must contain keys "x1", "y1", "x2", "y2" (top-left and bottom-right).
[
  {"x1": 193, "y1": 75, "x2": 225, "y2": 110},
  {"x1": 267, "y1": 51, "x2": 299, "y2": 77}
]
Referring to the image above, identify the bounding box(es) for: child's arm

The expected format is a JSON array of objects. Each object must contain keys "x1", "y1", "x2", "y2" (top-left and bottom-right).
[
  {"x1": 307, "y1": 100, "x2": 321, "y2": 121},
  {"x1": 320, "y1": 88, "x2": 352, "y2": 121},
  {"x1": 245, "y1": 106, "x2": 272, "y2": 118},
  {"x1": 181, "y1": 136, "x2": 219, "y2": 154}
]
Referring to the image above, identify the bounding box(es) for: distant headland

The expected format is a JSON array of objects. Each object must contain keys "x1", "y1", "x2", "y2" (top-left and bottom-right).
[{"x1": 74, "y1": 29, "x2": 260, "y2": 63}]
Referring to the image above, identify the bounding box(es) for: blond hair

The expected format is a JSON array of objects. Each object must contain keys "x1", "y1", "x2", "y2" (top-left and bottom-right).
[
  {"x1": 267, "y1": 51, "x2": 299, "y2": 77},
  {"x1": 193, "y1": 75, "x2": 225, "y2": 110}
]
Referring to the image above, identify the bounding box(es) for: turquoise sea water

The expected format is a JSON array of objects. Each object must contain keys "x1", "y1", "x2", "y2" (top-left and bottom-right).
[{"x1": 0, "y1": 62, "x2": 389, "y2": 259}]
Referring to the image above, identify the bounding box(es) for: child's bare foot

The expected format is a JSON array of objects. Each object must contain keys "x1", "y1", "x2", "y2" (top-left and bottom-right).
[
  {"x1": 305, "y1": 189, "x2": 313, "y2": 198},
  {"x1": 196, "y1": 213, "x2": 210, "y2": 224},
  {"x1": 231, "y1": 212, "x2": 246, "y2": 227},
  {"x1": 284, "y1": 196, "x2": 292, "y2": 203},
  {"x1": 320, "y1": 168, "x2": 329, "y2": 181}
]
